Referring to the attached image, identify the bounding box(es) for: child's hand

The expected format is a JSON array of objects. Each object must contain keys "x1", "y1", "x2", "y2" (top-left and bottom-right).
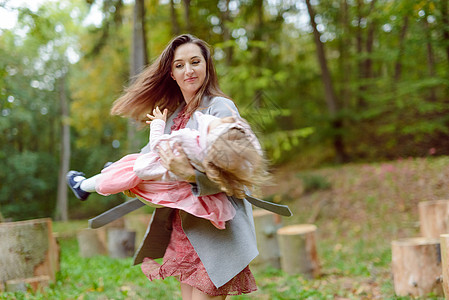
[{"x1": 146, "y1": 106, "x2": 168, "y2": 124}]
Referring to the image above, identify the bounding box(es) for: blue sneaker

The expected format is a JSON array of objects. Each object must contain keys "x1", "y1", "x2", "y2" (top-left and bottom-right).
[{"x1": 66, "y1": 170, "x2": 90, "y2": 201}]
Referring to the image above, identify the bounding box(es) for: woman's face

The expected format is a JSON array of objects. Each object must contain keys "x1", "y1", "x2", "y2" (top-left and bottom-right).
[{"x1": 171, "y1": 43, "x2": 207, "y2": 103}]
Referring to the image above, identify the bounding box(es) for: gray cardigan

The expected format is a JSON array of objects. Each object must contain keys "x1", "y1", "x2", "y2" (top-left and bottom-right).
[{"x1": 133, "y1": 96, "x2": 259, "y2": 289}]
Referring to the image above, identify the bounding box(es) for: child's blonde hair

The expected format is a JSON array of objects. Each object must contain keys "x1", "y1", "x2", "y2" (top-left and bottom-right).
[{"x1": 202, "y1": 120, "x2": 269, "y2": 198}]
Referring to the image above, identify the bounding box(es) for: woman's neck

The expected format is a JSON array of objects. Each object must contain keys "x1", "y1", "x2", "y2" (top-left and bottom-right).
[{"x1": 183, "y1": 94, "x2": 194, "y2": 105}]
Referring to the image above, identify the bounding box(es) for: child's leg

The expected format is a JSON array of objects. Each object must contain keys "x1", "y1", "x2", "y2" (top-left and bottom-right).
[{"x1": 80, "y1": 174, "x2": 102, "y2": 193}]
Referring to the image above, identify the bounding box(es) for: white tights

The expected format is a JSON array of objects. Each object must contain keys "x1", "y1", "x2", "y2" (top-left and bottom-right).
[{"x1": 80, "y1": 174, "x2": 102, "y2": 193}]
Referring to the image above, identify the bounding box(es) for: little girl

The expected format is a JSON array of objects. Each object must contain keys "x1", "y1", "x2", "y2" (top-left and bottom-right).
[{"x1": 67, "y1": 107, "x2": 266, "y2": 229}]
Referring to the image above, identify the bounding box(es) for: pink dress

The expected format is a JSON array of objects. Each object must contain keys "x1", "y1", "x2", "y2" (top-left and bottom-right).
[
  {"x1": 140, "y1": 109, "x2": 257, "y2": 295},
  {"x1": 95, "y1": 111, "x2": 236, "y2": 229}
]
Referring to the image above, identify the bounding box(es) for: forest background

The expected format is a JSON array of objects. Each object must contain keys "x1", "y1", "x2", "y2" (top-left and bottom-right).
[{"x1": 1, "y1": 0, "x2": 449, "y2": 222}]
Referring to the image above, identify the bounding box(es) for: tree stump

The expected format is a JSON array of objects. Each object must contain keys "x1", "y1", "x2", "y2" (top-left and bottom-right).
[
  {"x1": 4, "y1": 275, "x2": 50, "y2": 292},
  {"x1": 419, "y1": 200, "x2": 449, "y2": 238},
  {"x1": 440, "y1": 234, "x2": 449, "y2": 298},
  {"x1": 277, "y1": 224, "x2": 320, "y2": 278},
  {"x1": 124, "y1": 213, "x2": 152, "y2": 250},
  {"x1": 0, "y1": 218, "x2": 59, "y2": 290},
  {"x1": 251, "y1": 210, "x2": 282, "y2": 269},
  {"x1": 107, "y1": 228, "x2": 136, "y2": 258},
  {"x1": 104, "y1": 217, "x2": 126, "y2": 229},
  {"x1": 77, "y1": 228, "x2": 107, "y2": 257},
  {"x1": 391, "y1": 237, "x2": 443, "y2": 297}
]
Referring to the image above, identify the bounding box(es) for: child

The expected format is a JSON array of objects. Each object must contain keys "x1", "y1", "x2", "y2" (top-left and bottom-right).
[{"x1": 67, "y1": 107, "x2": 266, "y2": 229}]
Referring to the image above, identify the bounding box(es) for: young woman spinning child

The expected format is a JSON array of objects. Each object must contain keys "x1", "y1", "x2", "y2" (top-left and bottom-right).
[{"x1": 67, "y1": 106, "x2": 266, "y2": 229}]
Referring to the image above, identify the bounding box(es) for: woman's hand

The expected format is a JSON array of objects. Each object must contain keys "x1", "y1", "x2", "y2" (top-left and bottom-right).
[
  {"x1": 146, "y1": 106, "x2": 168, "y2": 124},
  {"x1": 158, "y1": 142, "x2": 196, "y2": 182}
]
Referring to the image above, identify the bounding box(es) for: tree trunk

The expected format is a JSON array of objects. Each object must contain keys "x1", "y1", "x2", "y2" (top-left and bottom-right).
[
  {"x1": 56, "y1": 75, "x2": 70, "y2": 221},
  {"x1": 169, "y1": 0, "x2": 180, "y2": 36},
  {"x1": 423, "y1": 7, "x2": 437, "y2": 102},
  {"x1": 124, "y1": 213, "x2": 152, "y2": 249},
  {"x1": 441, "y1": 0, "x2": 449, "y2": 65},
  {"x1": 357, "y1": 0, "x2": 377, "y2": 108},
  {"x1": 418, "y1": 200, "x2": 449, "y2": 238},
  {"x1": 182, "y1": 0, "x2": 191, "y2": 33},
  {"x1": 132, "y1": 0, "x2": 148, "y2": 77},
  {"x1": 0, "y1": 219, "x2": 60, "y2": 285},
  {"x1": 251, "y1": 210, "x2": 281, "y2": 269},
  {"x1": 355, "y1": 0, "x2": 364, "y2": 107},
  {"x1": 391, "y1": 237, "x2": 443, "y2": 297},
  {"x1": 393, "y1": 15, "x2": 409, "y2": 83},
  {"x1": 305, "y1": 0, "x2": 347, "y2": 163},
  {"x1": 338, "y1": 0, "x2": 350, "y2": 109},
  {"x1": 127, "y1": 0, "x2": 148, "y2": 153},
  {"x1": 4, "y1": 276, "x2": 50, "y2": 292},
  {"x1": 364, "y1": 0, "x2": 376, "y2": 80},
  {"x1": 107, "y1": 228, "x2": 136, "y2": 258},
  {"x1": 77, "y1": 228, "x2": 107, "y2": 257},
  {"x1": 219, "y1": 0, "x2": 233, "y2": 65},
  {"x1": 251, "y1": 0, "x2": 265, "y2": 108},
  {"x1": 277, "y1": 224, "x2": 320, "y2": 278}
]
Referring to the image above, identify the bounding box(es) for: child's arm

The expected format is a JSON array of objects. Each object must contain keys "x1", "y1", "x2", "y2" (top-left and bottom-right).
[{"x1": 147, "y1": 107, "x2": 168, "y2": 152}]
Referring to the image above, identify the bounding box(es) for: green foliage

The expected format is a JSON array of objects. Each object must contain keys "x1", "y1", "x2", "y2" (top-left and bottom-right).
[
  {"x1": 296, "y1": 173, "x2": 332, "y2": 194},
  {"x1": 2, "y1": 0, "x2": 449, "y2": 219},
  {"x1": 0, "y1": 151, "x2": 57, "y2": 219}
]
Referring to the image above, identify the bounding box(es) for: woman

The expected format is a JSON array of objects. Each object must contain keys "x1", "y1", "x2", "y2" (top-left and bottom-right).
[{"x1": 112, "y1": 34, "x2": 259, "y2": 299}]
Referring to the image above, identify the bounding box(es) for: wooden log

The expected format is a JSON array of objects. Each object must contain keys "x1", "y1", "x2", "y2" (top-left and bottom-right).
[
  {"x1": 391, "y1": 237, "x2": 443, "y2": 297},
  {"x1": 419, "y1": 200, "x2": 449, "y2": 238},
  {"x1": 77, "y1": 228, "x2": 107, "y2": 257},
  {"x1": 277, "y1": 224, "x2": 320, "y2": 278},
  {"x1": 251, "y1": 210, "x2": 281, "y2": 269},
  {"x1": 5, "y1": 275, "x2": 50, "y2": 292},
  {"x1": 440, "y1": 234, "x2": 449, "y2": 298},
  {"x1": 0, "y1": 218, "x2": 59, "y2": 283},
  {"x1": 107, "y1": 228, "x2": 136, "y2": 258},
  {"x1": 124, "y1": 213, "x2": 152, "y2": 250}
]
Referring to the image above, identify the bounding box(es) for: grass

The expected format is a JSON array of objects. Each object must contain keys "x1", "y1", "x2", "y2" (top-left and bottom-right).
[{"x1": 2, "y1": 156, "x2": 449, "y2": 299}]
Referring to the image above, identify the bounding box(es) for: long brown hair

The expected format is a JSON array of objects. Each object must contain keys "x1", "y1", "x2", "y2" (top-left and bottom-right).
[{"x1": 111, "y1": 34, "x2": 229, "y2": 124}]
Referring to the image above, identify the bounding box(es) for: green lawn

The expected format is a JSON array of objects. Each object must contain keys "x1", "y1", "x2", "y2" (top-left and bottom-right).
[{"x1": 2, "y1": 156, "x2": 449, "y2": 299}]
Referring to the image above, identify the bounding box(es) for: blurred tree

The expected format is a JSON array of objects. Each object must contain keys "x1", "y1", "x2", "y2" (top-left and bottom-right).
[
  {"x1": 305, "y1": 0, "x2": 347, "y2": 162},
  {"x1": 55, "y1": 74, "x2": 70, "y2": 221},
  {"x1": 441, "y1": 0, "x2": 449, "y2": 64},
  {"x1": 0, "y1": 0, "x2": 87, "y2": 220},
  {"x1": 169, "y1": 0, "x2": 181, "y2": 36},
  {"x1": 3, "y1": 0, "x2": 449, "y2": 220},
  {"x1": 128, "y1": 0, "x2": 149, "y2": 152}
]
